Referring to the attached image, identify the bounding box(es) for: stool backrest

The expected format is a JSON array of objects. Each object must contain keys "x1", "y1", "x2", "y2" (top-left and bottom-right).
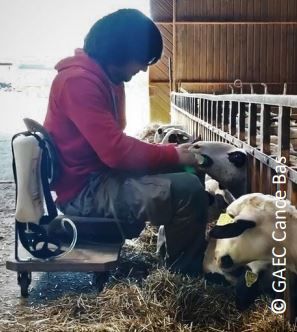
[
  {"x1": 23, "y1": 118, "x2": 60, "y2": 186},
  {"x1": 12, "y1": 119, "x2": 67, "y2": 259}
]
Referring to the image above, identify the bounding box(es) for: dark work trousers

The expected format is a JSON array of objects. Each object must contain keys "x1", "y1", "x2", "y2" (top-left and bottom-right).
[{"x1": 59, "y1": 170, "x2": 208, "y2": 275}]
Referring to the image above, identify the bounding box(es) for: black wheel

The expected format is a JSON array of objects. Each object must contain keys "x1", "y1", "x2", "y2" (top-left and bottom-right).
[
  {"x1": 17, "y1": 272, "x2": 32, "y2": 298},
  {"x1": 92, "y1": 271, "x2": 110, "y2": 292}
]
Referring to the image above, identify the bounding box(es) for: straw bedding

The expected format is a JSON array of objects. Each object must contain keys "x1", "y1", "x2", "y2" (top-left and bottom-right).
[{"x1": 0, "y1": 224, "x2": 296, "y2": 332}]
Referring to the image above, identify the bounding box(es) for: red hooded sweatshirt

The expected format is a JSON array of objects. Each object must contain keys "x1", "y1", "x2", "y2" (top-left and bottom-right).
[{"x1": 44, "y1": 49, "x2": 179, "y2": 204}]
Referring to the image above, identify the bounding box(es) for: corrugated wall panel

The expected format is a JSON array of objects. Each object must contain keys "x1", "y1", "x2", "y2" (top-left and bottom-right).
[
  {"x1": 149, "y1": 24, "x2": 173, "y2": 82},
  {"x1": 149, "y1": 0, "x2": 173, "y2": 123},
  {"x1": 175, "y1": 24, "x2": 297, "y2": 85},
  {"x1": 149, "y1": 0, "x2": 297, "y2": 121},
  {"x1": 175, "y1": 0, "x2": 297, "y2": 21},
  {"x1": 150, "y1": 0, "x2": 172, "y2": 22}
]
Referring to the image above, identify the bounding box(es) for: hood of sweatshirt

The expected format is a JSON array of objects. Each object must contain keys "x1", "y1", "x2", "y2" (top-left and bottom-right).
[
  {"x1": 54, "y1": 48, "x2": 125, "y2": 95},
  {"x1": 55, "y1": 48, "x2": 111, "y2": 82}
]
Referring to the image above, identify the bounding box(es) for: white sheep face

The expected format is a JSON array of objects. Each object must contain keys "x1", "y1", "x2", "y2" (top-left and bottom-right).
[
  {"x1": 189, "y1": 141, "x2": 247, "y2": 197},
  {"x1": 203, "y1": 237, "x2": 239, "y2": 285},
  {"x1": 209, "y1": 193, "x2": 294, "y2": 270},
  {"x1": 161, "y1": 128, "x2": 192, "y2": 144},
  {"x1": 153, "y1": 125, "x2": 185, "y2": 143}
]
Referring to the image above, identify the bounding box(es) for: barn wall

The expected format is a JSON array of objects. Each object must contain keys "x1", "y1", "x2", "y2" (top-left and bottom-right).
[
  {"x1": 149, "y1": 0, "x2": 173, "y2": 123},
  {"x1": 149, "y1": 0, "x2": 297, "y2": 121}
]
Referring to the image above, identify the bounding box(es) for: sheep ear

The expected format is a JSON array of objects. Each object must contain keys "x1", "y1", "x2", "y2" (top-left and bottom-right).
[
  {"x1": 168, "y1": 133, "x2": 178, "y2": 143},
  {"x1": 228, "y1": 151, "x2": 247, "y2": 167},
  {"x1": 209, "y1": 219, "x2": 256, "y2": 239}
]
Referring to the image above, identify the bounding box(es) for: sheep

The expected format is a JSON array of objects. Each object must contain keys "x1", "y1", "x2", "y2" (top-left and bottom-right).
[
  {"x1": 208, "y1": 192, "x2": 297, "y2": 274},
  {"x1": 135, "y1": 123, "x2": 191, "y2": 145},
  {"x1": 154, "y1": 124, "x2": 185, "y2": 143},
  {"x1": 157, "y1": 139, "x2": 245, "y2": 263},
  {"x1": 161, "y1": 128, "x2": 192, "y2": 145},
  {"x1": 189, "y1": 141, "x2": 248, "y2": 198},
  {"x1": 203, "y1": 224, "x2": 273, "y2": 310},
  {"x1": 204, "y1": 242, "x2": 272, "y2": 310}
]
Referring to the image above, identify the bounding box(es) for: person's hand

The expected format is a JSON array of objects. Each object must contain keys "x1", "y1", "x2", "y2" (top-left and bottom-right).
[{"x1": 175, "y1": 143, "x2": 196, "y2": 165}]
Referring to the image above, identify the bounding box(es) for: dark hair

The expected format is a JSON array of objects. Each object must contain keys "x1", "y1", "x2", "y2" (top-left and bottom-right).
[{"x1": 83, "y1": 9, "x2": 163, "y2": 66}]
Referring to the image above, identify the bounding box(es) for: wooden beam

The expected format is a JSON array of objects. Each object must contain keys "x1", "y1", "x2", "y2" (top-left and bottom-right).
[
  {"x1": 156, "y1": 21, "x2": 297, "y2": 25},
  {"x1": 172, "y1": 0, "x2": 177, "y2": 91}
]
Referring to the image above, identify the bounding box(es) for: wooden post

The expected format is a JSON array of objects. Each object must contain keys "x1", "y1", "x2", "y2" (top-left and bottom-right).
[
  {"x1": 168, "y1": 57, "x2": 173, "y2": 92},
  {"x1": 172, "y1": 0, "x2": 177, "y2": 91}
]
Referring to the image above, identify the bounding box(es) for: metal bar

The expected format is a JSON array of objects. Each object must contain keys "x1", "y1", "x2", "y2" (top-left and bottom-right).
[
  {"x1": 248, "y1": 103, "x2": 257, "y2": 147},
  {"x1": 171, "y1": 103, "x2": 297, "y2": 183},
  {"x1": 260, "y1": 105, "x2": 271, "y2": 154},
  {"x1": 229, "y1": 101, "x2": 238, "y2": 136},
  {"x1": 285, "y1": 182, "x2": 297, "y2": 322},
  {"x1": 162, "y1": 81, "x2": 297, "y2": 85},
  {"x1": 259, "y1": 104, "x2": 271, "y2": 193},
  {"x1": 238, "y1": 102, "x2": 246, "y2": 141},
  {"x1": 172, "y1": 92, "x2": 297, "y2": 108},
  {"x1": 210, "y1": 100, "x2": 214, "y2": 140},
  {"x1": 216, "y1": 101, "x2": 222, "y2": 129},
  {"x1": 278, "y1": 106, "x2": 291, "y2": 162},
  {"x1": 222, "y1": 101, "x2": 229, "y2": 132}
]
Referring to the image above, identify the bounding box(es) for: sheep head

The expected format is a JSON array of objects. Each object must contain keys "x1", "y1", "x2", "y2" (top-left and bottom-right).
[
  {"x1": 189, "y1": 141, "x2": 248, "y2": 197},
  {"x1": 208, "y1": 193, "x2": 290, "y2": 270},
  {"x1": 161, "y1": 128, "x2": 192, "y2": 144},
  {"x1": 153, "y1": 124, "x2": 185, "y2": 143}
]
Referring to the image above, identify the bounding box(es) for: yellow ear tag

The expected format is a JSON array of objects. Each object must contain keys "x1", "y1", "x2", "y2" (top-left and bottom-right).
[
  {"x1": 217, "y1": 213, "x2": 234, "y2": 226},
  {"x1": 245, "y1": 270, "x2": 258, "y2": 288}
]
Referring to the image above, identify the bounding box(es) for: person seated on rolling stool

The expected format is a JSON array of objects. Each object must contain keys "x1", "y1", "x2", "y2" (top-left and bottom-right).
[{"x1": 44, "y1": 8, "x2": 208, "y2": 276}]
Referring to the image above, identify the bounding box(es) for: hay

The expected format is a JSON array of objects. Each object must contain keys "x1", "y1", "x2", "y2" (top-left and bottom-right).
[
  {"x1": 0, "y1": 224, "x2": 296, "y2": 331},
  {"x1": 1, "y1": 270, "x2": 293, "y2": 332}
]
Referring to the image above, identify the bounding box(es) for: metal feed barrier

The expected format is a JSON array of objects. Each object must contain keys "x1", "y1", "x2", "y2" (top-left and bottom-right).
[{"x1": 171, "y1": 90, "x2": 297, "y2": 323}]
